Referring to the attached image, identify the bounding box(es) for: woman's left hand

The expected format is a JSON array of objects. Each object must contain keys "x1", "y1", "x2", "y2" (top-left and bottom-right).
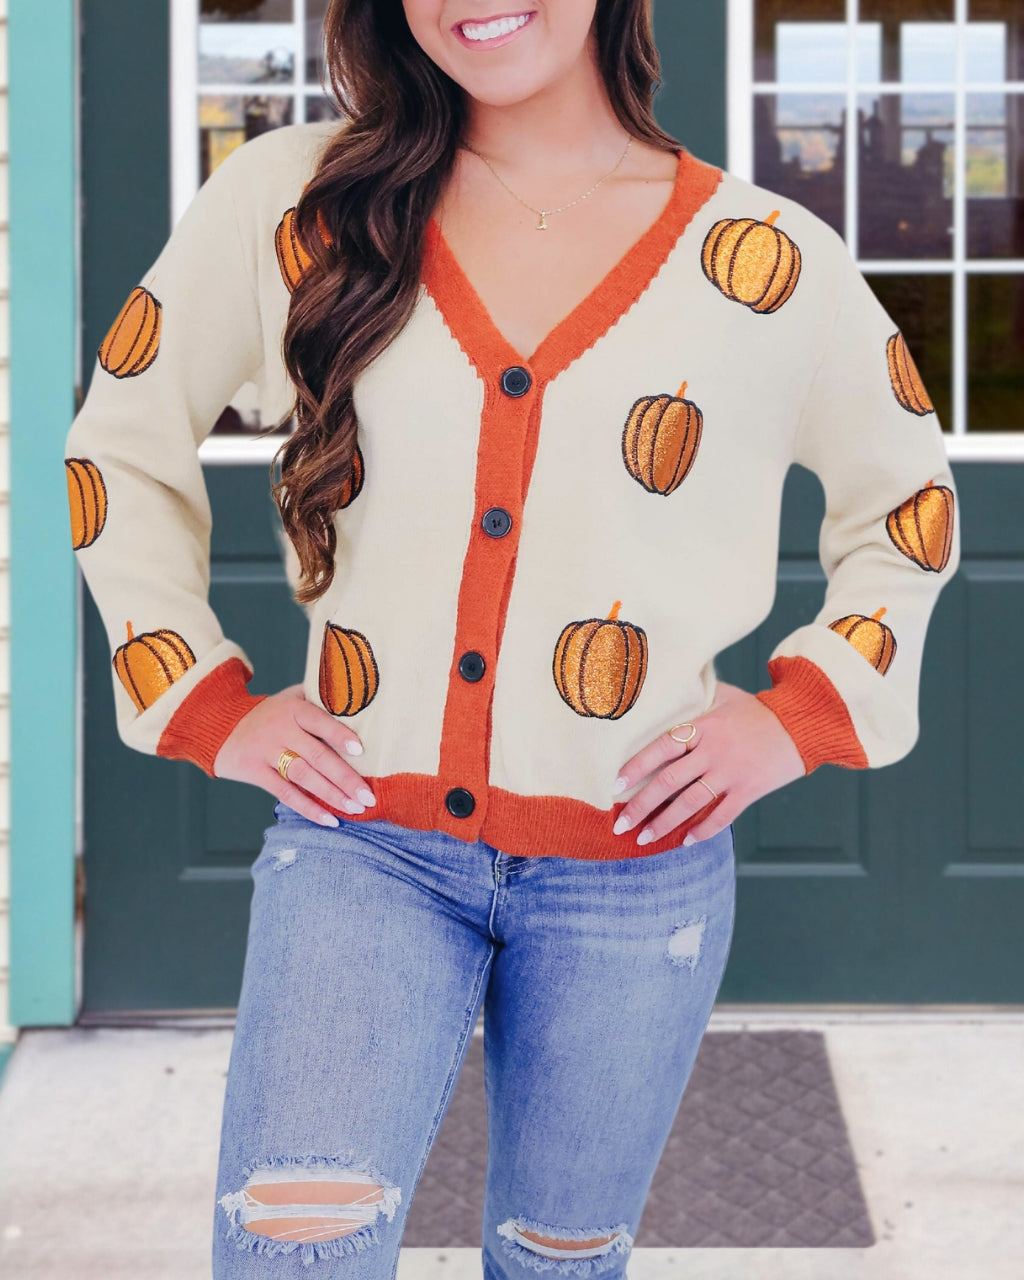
[{"x1": 611, "y1": 681, "x2": 807, "y2": 847}]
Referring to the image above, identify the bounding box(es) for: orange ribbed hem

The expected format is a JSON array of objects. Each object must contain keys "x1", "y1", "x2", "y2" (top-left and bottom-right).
[
  {"x1": 156, "y1": 656, "x2": 268, "y2": 778},
  {"x1": 755, "y1": 655, "x2": 869, "y2": 774},
  {"x1": 286, "y1": 772, "x2": 727, "y2": 861}
]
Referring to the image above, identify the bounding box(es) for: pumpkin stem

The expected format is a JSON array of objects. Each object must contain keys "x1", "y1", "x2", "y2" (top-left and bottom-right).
[
  {"x1": 607, "y1": 600, "x2": 622, "y2": 621},
  {"x1": 126, "y1": 620, "x2": 134, "y2": 640},
  {"x1": 676, "y1": 380, "x2": 688, "y2": 399},
  {"x1": 871, "y1": 607, "x2": 887, "y2": 621},
  {"x1": 925, "y1": 478, "x2": 934, "y2": 488},
  {"x1": 764, "y1": 209, "x2": 780, "y2": 226}
]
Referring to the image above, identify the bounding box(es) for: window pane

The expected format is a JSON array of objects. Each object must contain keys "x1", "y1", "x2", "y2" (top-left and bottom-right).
[
  {"x1": 200, "y1": 0, "x2": 293, "y2": 20},
  {"x1": 967, "y1": 92, "x2": 1024, "y2": 257},
  {"x1": 969, "y1": 1, "x2": 1024, "y2": 81},
  {"x1": 307, "y1": 0, "x2": 329, "y2": 84},
  {"x1": 199, "y1": 23, "x2": 295, "y2": 85},
  {"x1": 858, "y1": 92, "x2": 954, "y2": 259},
  {"x1": 754, "y1": 93, "x2": 845, "y2": 236},
  {"x1": 968, "y1": 273, "x2": 1024, "y2": 431},
  {"x1": 867, "y1": 273, "x2": 953, "y2": 429},
  {"x1": 753, "y1": 0, "x2": 845, "y2": 82},
  {"x1": 859, "y1": 1, "x2": 955, "y2": 84},
  {"x1": 306, "y1": 94, "x2": 344, "y2": 123},
  {"x1": 199, "y1": 94, "x2": 294, "y2": 182}
]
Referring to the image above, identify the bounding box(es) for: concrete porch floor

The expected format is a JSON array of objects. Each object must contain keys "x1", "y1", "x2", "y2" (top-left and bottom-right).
[{"x1": 0, "y1": 1009, "x2": 1021, "y2": 1279}]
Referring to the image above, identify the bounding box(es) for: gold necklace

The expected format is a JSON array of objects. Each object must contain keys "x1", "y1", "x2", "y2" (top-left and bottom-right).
[{"x1": 464, "y1": 135, "x2": 633, "y2": 230}]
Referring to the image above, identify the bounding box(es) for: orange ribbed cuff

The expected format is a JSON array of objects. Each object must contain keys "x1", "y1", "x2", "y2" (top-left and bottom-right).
[
  {"x1": 156, "y1": 656, "x2": 268, "y2": 778},
  {"x1": 754, "y1": 654, "x2": 869, "y2": 774}
]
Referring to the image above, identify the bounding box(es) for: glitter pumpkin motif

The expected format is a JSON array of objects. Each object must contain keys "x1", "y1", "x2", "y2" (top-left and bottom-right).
[
  {"x1": 113, "y1": 620, "x2": 197, "y2": 712},
  {"x1": 275, "y1": 206, "x2": 333, "y2": 293},
  {"x1": 829, "y1": 606, "x2": 896, "y2": 675},
  {"x1": 701, "y1": 210, "x2": 802, "y2": 313},
  {"x1": 553, "y1": 600, "x2": 648, "y2": 718},
  {"x1": 886, "y1": 479, "x2": 954, "y2": 572},
  {"x1": 887, "y1": 331, "x2": 934, "y2": 415},
  {"x1": 319, "y1": 621, "x2": 379, "y2": 715},
  {"x1": 339, "y1": 442, "x2": 365, "y2": 509},
  {"x1": 622, "y1": 380, "x2": 703, "y2": 494},
  {"x1": 65, "y1": 457, "x2": 108, "y2": 549},
  {"x1": 98, "y1": 286, "x2": 162, "y2": 378}
]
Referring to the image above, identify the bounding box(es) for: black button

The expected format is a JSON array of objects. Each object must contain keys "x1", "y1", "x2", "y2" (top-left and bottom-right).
[
  {"x1": 458, "y1": 651, "x2": 486, "y2": 682},
  {"x1": 500, "y1": 366, "x2": 532, "y2": 397},
  {"x1": 445, "y1": 787, "x2": 476, "y2": 818},
  {"x1": 481, "y1": 506, "x2": 512, "y2": 538}
]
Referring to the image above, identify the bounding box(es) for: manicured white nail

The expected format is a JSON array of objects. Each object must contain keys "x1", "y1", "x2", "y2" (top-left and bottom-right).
[
  {"x1": 612, "y1": 775, "x2": 628, "y2": 795},
  {"x1": 612, "y1": 815, "x2": 631, "y2": 835},
  {"x1": 636, "y1": 828, "x2": 653, "y2": 845},
  {"x1": 345, "y1": 740, "x2": 363, "y2": 755},
  {"x1": 683, "y1": 834, "x2": 696, "y2": 846},
  {"x1": 357, "y1": 787, "x2": 376, "y2": 807},
  {"x1": 341, "y1": 798, "x2": 365, "y2": 814},
  {"x1": 321, "y1": 813, "x2": 340, "y2": 826}
]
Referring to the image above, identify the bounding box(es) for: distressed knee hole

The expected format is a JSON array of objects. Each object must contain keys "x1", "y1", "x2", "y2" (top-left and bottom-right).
[
  {"x1": 497, "y1": 1216, "x2": 633, "y2": 1273},
  {"x1": 667, "y1": 915, "x2": 706, "y2": 969},
  {"x1": 270, "y1": 845, "x2": 298, "y2": 870},
  {"x1": 219, "y1": 1155, "x2": 401, "y2": 1264}
]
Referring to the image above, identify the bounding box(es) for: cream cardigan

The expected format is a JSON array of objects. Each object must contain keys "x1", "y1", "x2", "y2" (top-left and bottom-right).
[{"x1": 64, "y1": 120, "x2": 961, "y2": 860}]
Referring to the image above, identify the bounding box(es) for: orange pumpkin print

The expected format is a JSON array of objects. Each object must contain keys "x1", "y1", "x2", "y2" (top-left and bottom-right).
[
  {"x1": 886, "y1": 479, "x2": 954, "y2": 572},
  {"x1": 113, "y1": 620, "x2": 197, "y2": 712},
  {"x1": 319, "y1": 621, "x2": 379, "y2": 715},
  {"x1": 99, "y1": 286, "x2": 162, "y2": 378},
  {"x1": 553, "y1": 600, "x2": 648, "y2": 718},
  {"x1": 701, "y1": 210, "x2": 801, "y2": 313},
  {"x1": 275, "y1": 206, "x2": 333, "y2": 293},
  {"x1": 66, "y1": 457, "x2": 108, "y2": 549},
  {"x1": 887, "y1": 331, "x2": 934, "y2": 415},
  {"x1": 622, "y1": 380, "x2": 702, "y2": 494},
  {"x1": 829, "y1": 606, "x2": 896, "y2": 675},
  {"x1": 339, "y1": 442, "x2": 365, "y2": 509}
]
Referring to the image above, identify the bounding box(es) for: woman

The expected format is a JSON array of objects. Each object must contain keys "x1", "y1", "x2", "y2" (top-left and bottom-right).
[{"x1": 64, "y1": 0, "x2": 960, "y2": 1273}]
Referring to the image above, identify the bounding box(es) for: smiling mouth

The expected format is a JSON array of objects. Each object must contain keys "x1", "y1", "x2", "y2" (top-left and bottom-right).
[{"x1": 454, "y1": 11, "x2": 536, "y2": 45}]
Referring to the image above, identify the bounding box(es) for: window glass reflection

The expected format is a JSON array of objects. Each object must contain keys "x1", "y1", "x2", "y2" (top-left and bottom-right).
[
  {"x1": 967, "y1": 92, "x2": 1024, "y2": 257},
  {"x1": 307, "y1": 0, "x2": 329, "y2": 84},
  {"x1": 868, "y1": 273, "x2": 953, "y2": 429},
  {"x1": 306, "y1": 95, "x2": 343, "y2": 123},
  {"x1": 754, "y1": 1, "x2": 845, "y2": 82},
  {"x1": 754, "y1": 93, "x2": 845, "y2": 236},
  {"x1": 199, "y1": 0, "x2": 296, "y2": 84},
  {"x1": 968, "y1": 274, "x2": 1024, "y2": 431},
  {"x1": 859, "y1": 2, "x2": 955, "y2": 83},
  {"x1": 858, "y1": 93, "x2": 954, "y2": 258},
  {"x1": 969, "y1": 1, "x2": 1024, "y2": 80},
  {"x1": 199, "y1": 95, "x2": 294, "y2": 182}
]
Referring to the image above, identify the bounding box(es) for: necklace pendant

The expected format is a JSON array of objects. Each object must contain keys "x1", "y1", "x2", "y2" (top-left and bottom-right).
[{"x1": 537, "y1": 210, "x2": 548, "y2": 230}]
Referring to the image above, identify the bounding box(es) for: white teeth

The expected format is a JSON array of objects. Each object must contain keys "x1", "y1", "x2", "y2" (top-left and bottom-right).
[{"x1": 460, "y1": 13, "x2": 530, "y2": 41}]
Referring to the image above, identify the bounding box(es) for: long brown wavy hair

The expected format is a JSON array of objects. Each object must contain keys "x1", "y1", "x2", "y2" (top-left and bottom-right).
[{"x1": 271, "y1": 0, "x2": 682, "y2": 606}]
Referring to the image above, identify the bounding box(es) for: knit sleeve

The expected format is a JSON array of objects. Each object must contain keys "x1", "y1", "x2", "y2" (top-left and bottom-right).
[
  {"x1": 64, "y1": 146, "x2": 271, "y2": 777},
  {"x1": 754, "y1": 235, "x2": 961, "y2": 773}
]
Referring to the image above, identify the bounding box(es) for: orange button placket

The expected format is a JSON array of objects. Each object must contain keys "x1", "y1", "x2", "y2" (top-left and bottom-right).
[{"x1": 436, "y1": 371, "x2": 546, "y2": 839}]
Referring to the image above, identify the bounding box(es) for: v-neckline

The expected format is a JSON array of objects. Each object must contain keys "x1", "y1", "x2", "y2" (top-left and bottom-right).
[{"x1": 420, "y1": 145, "x2": 724, "y2": 386}]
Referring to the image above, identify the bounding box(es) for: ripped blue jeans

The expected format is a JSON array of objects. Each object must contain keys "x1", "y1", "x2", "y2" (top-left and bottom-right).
[{"x1": 212, "y1": 802, "x2": 736, "y2": 1278}]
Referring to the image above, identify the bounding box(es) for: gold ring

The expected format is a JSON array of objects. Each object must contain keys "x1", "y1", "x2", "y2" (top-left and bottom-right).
[
  {"x1": 277, "y1": 748, "x2": 301, "y2": 781},
  {"x1": 694, "y1": 777, "x2": 718, "y2": 801},
  {"x1": 669, "y1": 722, "x2": 697, "y2": 748}
]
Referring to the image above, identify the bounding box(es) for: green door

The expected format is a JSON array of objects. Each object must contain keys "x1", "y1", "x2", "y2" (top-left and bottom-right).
[{"x1": 78, "y1": 0, "x2": 1020, "y2": 1015}]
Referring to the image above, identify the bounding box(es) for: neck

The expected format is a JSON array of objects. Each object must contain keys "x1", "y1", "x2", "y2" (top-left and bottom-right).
[{"x1": 461, "y1": 41, "x2": 629, "y2": 181}]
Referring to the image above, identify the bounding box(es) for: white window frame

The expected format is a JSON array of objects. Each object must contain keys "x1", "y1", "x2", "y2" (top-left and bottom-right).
[{"x1": 728, "y1": 0, "x2": 1024, "y2": 461}]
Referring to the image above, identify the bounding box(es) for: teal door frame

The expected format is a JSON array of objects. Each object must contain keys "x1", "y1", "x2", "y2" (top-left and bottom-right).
[{"x1": 8, "y1": 0, "x2": 79, "y2": 1025}]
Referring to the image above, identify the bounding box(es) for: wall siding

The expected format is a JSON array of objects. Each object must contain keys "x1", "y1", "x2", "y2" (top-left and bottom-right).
[{"x1": 0, "y1": 0, "x2": 13, "y2": 1047}]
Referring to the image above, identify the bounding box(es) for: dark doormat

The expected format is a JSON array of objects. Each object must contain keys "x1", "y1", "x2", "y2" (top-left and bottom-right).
[{"x1": 404, "y1": 1028, "x2": 875, "y2": 1249}]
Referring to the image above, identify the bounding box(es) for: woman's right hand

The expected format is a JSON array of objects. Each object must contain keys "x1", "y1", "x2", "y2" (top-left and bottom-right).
[{"x1": 212, "y1": 682, "x2": 375, "y2": 826}]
